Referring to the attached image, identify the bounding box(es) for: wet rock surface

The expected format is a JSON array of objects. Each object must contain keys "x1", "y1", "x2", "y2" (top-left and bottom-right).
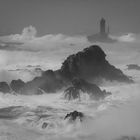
[
  {"x1": 127, "y1": 64, "x2": 140, "y2": 71},
  {"x1": 64, "y1": 78, "x2": 111, "y2": 100},
  {"x1": 10, "y1": 79, "x2": 25, "y2": 93},
  {"x1": 64, "y1": 111, "x2": 84, "y2": 122},
  {"x1": 0, "y1": 82, "x2": 11, "y2": 93},
  {"x1": 0, "y1": 45, "x2": 133, "y2": 95},
  {"x1": 42, "y1": 122, "x2": 49, "y2": 129},
  {"x1": 60, "y1": 45, "x2": 133, "y2": 83}
]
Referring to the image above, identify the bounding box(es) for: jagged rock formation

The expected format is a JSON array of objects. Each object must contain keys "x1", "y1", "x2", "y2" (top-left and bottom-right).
[
  {"x1": 64, "y1": 111, "x2": 84, "y2": 122},
  {"x1": 10, "y1": 79, "x2": 25, "y2": 93},
  {"x1": 19, "y1": 70, "x2": 64, "y2": 94},
  {"x1": 0, "y1": 82, "x2": 11, "y2": 93},
  {"x1": 64, "y1": 86, "x2": 80, "y2": 100},
  {"x1": 64, "y1": 78, "x2": 111, "y2": 100},
  {"x1": 0, "y1": 70, "x2": 64, "y2": 95},
  {"x1": 60, "y1": 45, "x2": 133, "y2": 83},
  {"x1": 0, "y1": 45, "x2": 133, "y2": 95}
]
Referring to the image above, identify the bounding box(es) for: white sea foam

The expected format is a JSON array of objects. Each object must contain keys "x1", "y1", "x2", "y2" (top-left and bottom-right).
[
  {"x1": 0, "y1": 79, "x2": 139, "y2": 140},
  {"x1": 0, "y1": 36, "x2": 139, "y2": 139}
]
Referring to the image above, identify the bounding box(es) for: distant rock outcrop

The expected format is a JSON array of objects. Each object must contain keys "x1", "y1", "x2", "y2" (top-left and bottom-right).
[
  {"x1": 64, "y1": 78, "x2": 111, "y2": 100},
  {"x1": 64, "y1": 111, "x2": 84, "y2": 122},
  {"x1": 127, "y1": 64, "x2": 140, "y2": 71},
  {"x1": 60, "y1": 45, "x2": 133, "y2": 83},
  {"x1": 0, "y1": 82, "x2": 11, "y2": 93}
]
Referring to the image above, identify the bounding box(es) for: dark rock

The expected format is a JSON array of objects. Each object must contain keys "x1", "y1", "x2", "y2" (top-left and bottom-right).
[
  {"x1": 19, "y1": 70, "x2": 64, "y2": 94},
  {"x1": 60, "y1": 45, "x2": 133, "y2": 83},
  {"x1": 42, "y1": 122, "x2": 49, "y2": 129},
  {"x1": 64, "y1": 78, "x2": 111, "y2": 100},
  {"x1": 1, "y1": 45, "x2": 133, "y2": 95},
  {"x1": 0, "y1": 82, "x2": 11, "y2": 93},
  {"x1": 127, "y1": 64, "x2": 140, "y2": 71},
  {"x1": 10, "y1": 79, "x2": 25, "y2": 93},
  {"x1": 64, "y1": 86, "x2": 80, "y2": 100},
  {"x1": 20, "y1": 87, "x2": 43, "y2": 95},
  {"x1": 64, "y1": 111, "x2": 84, "y2": 122},
  {"x1": 40, "y1": 70, "x2": 63, "y2": 92},
  {"x1": 34, "y1": 67, "x2": 43, "y2": 72}
]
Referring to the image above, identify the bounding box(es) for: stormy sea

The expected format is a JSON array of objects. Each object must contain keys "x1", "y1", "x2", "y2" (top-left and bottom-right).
[{"x1": 0, "y1": 29, "x2": 140, "y2": 140}]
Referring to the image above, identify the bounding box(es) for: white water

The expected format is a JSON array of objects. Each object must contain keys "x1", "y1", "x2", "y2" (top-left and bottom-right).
[
  {"x1": 0, "y1": 70, "x2": 139, "y2": 140},
  {"x1": 0, "y1": 35, "x2": 140, "y2": 140}
]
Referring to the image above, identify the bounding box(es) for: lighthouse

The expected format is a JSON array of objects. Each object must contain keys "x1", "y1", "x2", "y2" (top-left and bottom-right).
[
  {"x1": 87, "y1": 18, "x2": 115, "y2": 42},
  {"x1": 100, "y1": 18, "x2": 106, "y2": 35}
]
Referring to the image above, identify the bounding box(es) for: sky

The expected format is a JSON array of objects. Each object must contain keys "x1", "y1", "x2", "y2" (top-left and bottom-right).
[
  {"x1": 0, "y1": 0, "x2": 140, "y2": 36},
  {"x1": 0, "y1": 0, "x2": 139, "y2": 79}
]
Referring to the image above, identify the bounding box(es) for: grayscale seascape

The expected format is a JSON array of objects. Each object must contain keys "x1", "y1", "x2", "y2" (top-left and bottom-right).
[{"x1": 0, "y1": 1, "x2": 139, "y2": 140}]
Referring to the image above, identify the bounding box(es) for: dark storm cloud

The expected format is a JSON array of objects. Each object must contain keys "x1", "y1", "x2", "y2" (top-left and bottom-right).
[{"x1": 0, "y1": 0, "x2": 139, "y2": 35}]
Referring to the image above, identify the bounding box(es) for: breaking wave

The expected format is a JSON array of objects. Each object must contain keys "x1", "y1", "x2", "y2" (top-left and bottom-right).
[{"x1": 0, "y1": 79, "x2": 139, "y2": 140}]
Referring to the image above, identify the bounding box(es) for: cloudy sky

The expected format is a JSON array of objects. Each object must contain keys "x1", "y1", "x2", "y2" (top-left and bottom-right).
[{"x1": 0, "y1": 0, "x2": 140, "y2": 36}]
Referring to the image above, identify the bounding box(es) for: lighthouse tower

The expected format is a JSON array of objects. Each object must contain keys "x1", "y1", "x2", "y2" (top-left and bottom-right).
[
  {"x1": 100, "y1": 18, "x2": 106, "y2": 35},
  {"x1": 87, "y1": 18, "x2": 114, "y2": 42}
]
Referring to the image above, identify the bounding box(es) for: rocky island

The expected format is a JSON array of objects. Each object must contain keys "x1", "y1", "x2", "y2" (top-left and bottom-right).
[{"x1": 0, "y1": 45, "x2": 133, "y2": 100}]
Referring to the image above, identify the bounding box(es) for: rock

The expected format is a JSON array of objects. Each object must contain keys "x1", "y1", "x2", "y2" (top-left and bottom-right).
[
  {"x1": 42, "y1": 122, "x2": 49, "y2": 129},
  {"x1": 0, "y1": 45, "x2": 133, "y2": 95},
  {"x1": 64, "y1": 78, "x2": 111, "y2": 100},
  {"x1": 64, "y1": 111, "x2": 84, "y2": 122},
  {"x1": 127, "y1": 64, "x2": 140, "y2": 71},
  {"x1": 64, "y1": 86, "x2": 80, "y2": 100},
  {"x1": 19, "y1": 70, "x2": 64, "y2": 94},
  {"x1": 20, "y1": 87, "x2": 44, "y2": 95},
  {"x1": 60, "y1": 45, "x2": 133, "y2": 83},
  {"x1": 34, "y1": 67, "x2": 43, "y2": 72},
  {"x1": 39, "y1": 70, "x2": 64, "y2": 92},
  {"x1": 0, "y1": 82, "x2": 11, "y2": 93},
  {"x1": 10, "y1": 79, "x2": 25, "y2": 93}
]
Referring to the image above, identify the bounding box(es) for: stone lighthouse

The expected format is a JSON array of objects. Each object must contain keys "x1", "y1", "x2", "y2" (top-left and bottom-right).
[
  {"x1": 87, "y1": 18, "x2": 115, "y2": 42},
  {"x1": 100, "y1": 18, "x2": 106, "y2": 35}
]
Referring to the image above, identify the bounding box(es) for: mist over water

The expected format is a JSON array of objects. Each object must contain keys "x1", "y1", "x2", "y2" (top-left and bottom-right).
[
  {"x1": 0, "y1": 79, "x2": 140, "y2": 140},
  {"x1": 0, "y1": 33, "x2": 140, "y2": 140}
]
